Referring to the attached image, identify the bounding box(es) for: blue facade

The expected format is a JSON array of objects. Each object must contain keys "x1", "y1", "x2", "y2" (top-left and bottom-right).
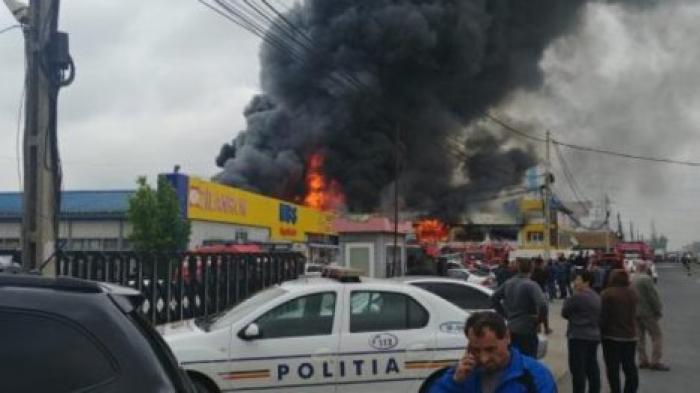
[
  {"x1": 0, "y1": 190, "x2": 135, "y2": 219},
  {"x1": 162, "y1": 173, "x2": 189, "y2": 218}
]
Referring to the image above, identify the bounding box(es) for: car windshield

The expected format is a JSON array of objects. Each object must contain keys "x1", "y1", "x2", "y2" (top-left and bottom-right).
[{"x1": 207, "y1": 287, "x2": 287, "y2": 331}]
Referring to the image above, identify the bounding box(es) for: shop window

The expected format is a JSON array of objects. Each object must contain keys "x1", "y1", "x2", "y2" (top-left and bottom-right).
[{"x1": 527, "y1": 231, "x2": 544, "y2": 243}]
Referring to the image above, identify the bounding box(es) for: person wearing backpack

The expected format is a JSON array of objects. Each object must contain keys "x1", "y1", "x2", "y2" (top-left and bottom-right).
[{"x1": 429, "y1": 311, "x2": 557, "y2": 393}]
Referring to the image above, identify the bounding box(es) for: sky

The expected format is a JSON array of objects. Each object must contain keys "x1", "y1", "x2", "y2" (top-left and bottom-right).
[
  {"x1": 0, "y1": 0, "x2": 264, "y2": 191},
  {"x1": 1, "y1": 0, "x2": 699, "y2": 249}
]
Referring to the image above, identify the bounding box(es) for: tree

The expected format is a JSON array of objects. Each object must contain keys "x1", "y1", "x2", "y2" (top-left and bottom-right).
[{"x1": 127, "y1": 176, "x2": 190, "y2": 252}]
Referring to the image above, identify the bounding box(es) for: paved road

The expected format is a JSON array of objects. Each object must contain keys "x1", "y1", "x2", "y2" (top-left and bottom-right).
[{"x1": 558, "y1": 262, "x2": 700, "y2": 392}]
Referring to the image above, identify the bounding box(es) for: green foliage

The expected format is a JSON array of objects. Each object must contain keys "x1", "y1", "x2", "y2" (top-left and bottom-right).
[{"x1": 127, "y1": 176, "x2": 191, "y2": 252}]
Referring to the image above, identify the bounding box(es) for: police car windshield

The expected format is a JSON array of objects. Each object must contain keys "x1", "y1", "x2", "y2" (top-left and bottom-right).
[{"x1": 209, "y1": 287, "x2": 287, "y2": 330}]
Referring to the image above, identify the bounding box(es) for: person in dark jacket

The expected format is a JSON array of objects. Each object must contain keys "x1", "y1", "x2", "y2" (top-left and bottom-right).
[
  {"x1": 531, "y1": 258, "x2": 553, "y2": 335},
  {"x1": 555, "y1": 257, "x2": 569, "y2": 299},
  {"x1": 428, "y1": 311, "x2": 556, "y2": 393},
  {"x1": 562, "y1": 270, "x2": 602, "y2": 393},
  {"x1": 492, "y1": 259, "x2": 547, "y2": 358},
  {"x1": 600, "y1": 269, "x2": 639, "y2": 393},
  {"x1": 495, "y1": 260, "x2": 512, "y2": 288},
  {"x1": 546, "y1": 260, "x2": 557, "y2": 300}
]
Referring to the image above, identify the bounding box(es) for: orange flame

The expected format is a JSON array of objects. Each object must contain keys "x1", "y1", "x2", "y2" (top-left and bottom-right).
[
  {"x1": 415, "y1": 219, "x2": 449, "y2": 244},
  {"x1": 304, "y1": 153, "x2": 345, "y2": 211}
]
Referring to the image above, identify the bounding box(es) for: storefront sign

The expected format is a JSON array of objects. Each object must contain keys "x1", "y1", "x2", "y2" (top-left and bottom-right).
[{"x1": 186, "y1": 177, "x2": 334, "y2": 242}]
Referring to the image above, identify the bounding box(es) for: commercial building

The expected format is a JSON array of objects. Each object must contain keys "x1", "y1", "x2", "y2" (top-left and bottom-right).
[
  {"x1": 0, "y1": 173, "x2": 338, "y2": 262},
  {"x1": 0, "y1": 190, "x2": 134, "y2": 252},
  {"x1": 165, "y1": 173, "x2": 338, "y2": 261}
]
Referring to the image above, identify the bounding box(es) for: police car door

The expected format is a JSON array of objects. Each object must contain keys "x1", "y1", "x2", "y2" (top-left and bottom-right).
[
  {"x1": 228, "y1": 290, "x2": 340, "y2": 392},
  {"x1": 337, "y1": 286, "x2": 436, "y2": 393}
]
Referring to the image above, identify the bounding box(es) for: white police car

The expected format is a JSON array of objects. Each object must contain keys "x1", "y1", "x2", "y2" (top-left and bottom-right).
[{"x1": 161, "y1": 269, "x2": 471, "y2": 392}]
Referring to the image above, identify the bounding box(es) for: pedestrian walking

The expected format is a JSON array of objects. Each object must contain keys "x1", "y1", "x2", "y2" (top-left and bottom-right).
[
  {"x1": 492, "y1": 259, "x2": 547, "y2": 358},
  {"x1": 531, "y1": 258, "x2": 548, "y2": 293},
  {"x1": 562, "y1": 270, "x2": 602, "y2": 393},
  {"x1": 495, "y1": 259, "x2": 512, "y2": 288},
  {"x1": 556, "y1": 257, "x2": 569, "y2": 299},
  {"x1": 531, "y1": 258, "x2": 553, "y2": 335},
  {"x1": 682, "y1": 253, "x2": 693, "y2": 276},
  {"x1": 600, "y1": 269, "x2": 639, "y2": 393},
  {"x1": 590, "y1": 262, "x2": 606, "y2": 294},
  {"x1": 428, "y1": 311, "x2": 556, "y2": 393},
  {"x1": 546, "y1": 260, "x2": 557, "y2": 300},
  {"x1": 631, "y1": 261, "x2": 670, "y2": 371}
]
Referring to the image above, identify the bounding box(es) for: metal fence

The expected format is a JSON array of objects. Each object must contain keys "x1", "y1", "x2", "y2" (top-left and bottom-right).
[{"x1": 56, "y1": 251, "x2": 306, "y2": 326}]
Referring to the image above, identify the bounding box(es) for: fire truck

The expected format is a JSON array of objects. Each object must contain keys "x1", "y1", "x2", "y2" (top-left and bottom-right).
[
  {"x1": 614, "y1": 242, "x2": 658, "y2": 281},
  {"x1": 615, "y1": 242, "x2": 654, "y2": 262},
  {"x1": 442, "y1": 242, "x2": 512, "y2": 267}
]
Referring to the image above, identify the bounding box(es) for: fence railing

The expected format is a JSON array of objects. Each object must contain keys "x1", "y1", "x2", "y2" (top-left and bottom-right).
[{"x1": 56, "y1": 251, "x2": 306, "y2": 326}]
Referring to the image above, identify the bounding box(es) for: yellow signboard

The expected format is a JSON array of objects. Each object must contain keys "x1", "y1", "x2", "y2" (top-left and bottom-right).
[{"x1": 186, "y1": 177, "x2": 334, "y2": 242}]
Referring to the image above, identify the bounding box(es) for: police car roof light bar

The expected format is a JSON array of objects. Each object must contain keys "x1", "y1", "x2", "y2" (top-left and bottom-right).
[{"x1": 321, "y1": 266, "x2": 362, "y2": 283}]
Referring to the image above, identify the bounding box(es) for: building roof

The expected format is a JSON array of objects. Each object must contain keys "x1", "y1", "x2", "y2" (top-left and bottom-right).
[
  {"x1": 333, "y1": 216, "x2": 412, "y2": 234},
  {"x1": 0, "y1": 190, "x2": 135, "y2": 219}
]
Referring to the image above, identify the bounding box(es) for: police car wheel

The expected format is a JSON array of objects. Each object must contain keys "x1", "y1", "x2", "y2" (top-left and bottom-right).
[{"x1": 191, "y1": 377, "x2": 216, "y2": 393}]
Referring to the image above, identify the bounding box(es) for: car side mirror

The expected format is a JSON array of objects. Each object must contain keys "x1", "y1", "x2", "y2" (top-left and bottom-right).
[{"x1": 239, "y1": 323, "x2": 262, "y2": 340}]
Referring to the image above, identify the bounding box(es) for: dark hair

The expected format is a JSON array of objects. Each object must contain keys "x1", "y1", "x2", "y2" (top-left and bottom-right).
[
  {"x1": 465, "y1": 311, "x2": 508, "y2": 339},
  {"x1": 517, "y1": 259, "x2": 533, "y2": 274},
  {"x1": 579, "y1": 270, "x2": 594, "y2": 284},
  {"x1": 608, "y1": 269, "x2": 630, "y2": 287}
]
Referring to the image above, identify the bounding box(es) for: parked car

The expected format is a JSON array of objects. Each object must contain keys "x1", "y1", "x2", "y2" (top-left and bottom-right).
[
  {"x1": 395, "y1": 276, "x2": 547, "y2": 360},
  {"x1": 161, "y1": 267, "x2": 473, "y2": 393},
  {"x1": 0, "y1": 270, "x2": 196, "y2": 393},
  {"x1": 446, "y1": 267, "x2": 496, "y2": 289}
]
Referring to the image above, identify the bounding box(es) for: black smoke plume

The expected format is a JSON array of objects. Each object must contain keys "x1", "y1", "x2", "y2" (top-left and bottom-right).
[{"x1": 214, "y1": 0, "x2": 634, "y2": 220}]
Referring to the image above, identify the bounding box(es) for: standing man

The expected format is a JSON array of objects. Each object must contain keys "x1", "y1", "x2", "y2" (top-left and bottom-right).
[
  {"x1": 682, "y1": 253, "x2": 693, "y2": 276},
  {"x1": 546, "y1": 259, "x2": 558, "y2": 300},
  {"x1": 532, "y1": 258, "x2": 553, "y2": 335},
  {"x1": 556, "y1": 257, "x2": 569, "y2": 299},
  {"x1": 562, "y1": 271, "x2": 602, "y2": 393},
  {"x1": 600, "y1": 270, "x2": 639, "y2": 393},
  {"x1": 631, "y1": 261, "x2": 670, "y2": 371},
  {"x1": 429, "y1": 312, "x2": 556, "y2": 393},
  {"x1": 495, "y1": 259, "x2": 512, "y2": 288},
  {"x1": 492, "y1": 259, "x2": 547, "y2": 358}
]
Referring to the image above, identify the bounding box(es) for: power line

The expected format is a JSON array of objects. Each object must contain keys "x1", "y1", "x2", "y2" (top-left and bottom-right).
[
  {"x1": 553, "y1": 142, "x2": 590, "y2": 212},
  {"x1": 553, "y1": 139, "x2": 700, "y2": 167},
  {"x1": 487, "y1": 113, "x2": 700, "y2": 168},
  {"x1": 485, "y1": 113, "x2": 547, "y2": 143}
]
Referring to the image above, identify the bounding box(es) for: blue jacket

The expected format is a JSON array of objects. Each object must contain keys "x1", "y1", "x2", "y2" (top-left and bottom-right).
[{"x1": 428, "y1": 348, "x2": 557, "y2": 393}]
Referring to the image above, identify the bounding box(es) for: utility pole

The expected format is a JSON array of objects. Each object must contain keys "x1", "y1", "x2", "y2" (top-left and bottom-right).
[
  {"x1": 13, "y1": 0, "x2": 74, "y2": 274},
  {"x1": 629, "y1": 221, "x2": 634, "y2": 243},
  {"x1": 392, "y1": 123, "x2": 400, "y2": 277},
  {"x1": 543, "y1": 130, "x2": 551, "y2": 261},
  {"x1": 617, "y1": 212, "x2": 624, "y2": 241},
  {"x1": 604, "y1": 195, "x2": 610, "y2": 252}
]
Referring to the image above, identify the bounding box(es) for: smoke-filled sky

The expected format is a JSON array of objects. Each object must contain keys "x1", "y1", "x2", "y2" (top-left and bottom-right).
[{"x1": 0, "y1": 0, "x2": 699, "y2": 248}]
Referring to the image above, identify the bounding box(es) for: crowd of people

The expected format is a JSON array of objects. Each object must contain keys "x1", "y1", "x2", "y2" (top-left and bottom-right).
[
  {"x1": 428, "y1": 254, "x2": 670, "y2": 393},
  {"x1": 489, "y1": 255, "x2": 669, "y2": 393}
]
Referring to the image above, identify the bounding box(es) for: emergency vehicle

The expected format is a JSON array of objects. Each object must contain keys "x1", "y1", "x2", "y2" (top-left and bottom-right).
[{"x1": 161, "y1": 267, "x2": 472, "y2": 393}]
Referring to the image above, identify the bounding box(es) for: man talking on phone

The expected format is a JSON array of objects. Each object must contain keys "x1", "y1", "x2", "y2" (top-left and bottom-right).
[{"x1": 429, "y1": 312, "x2": 557, "y2": 393}]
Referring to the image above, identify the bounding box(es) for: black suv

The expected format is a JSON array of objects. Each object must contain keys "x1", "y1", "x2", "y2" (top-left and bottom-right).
[{"x1": 0, "y1": 269, "x2": 196, "y2": 393}]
